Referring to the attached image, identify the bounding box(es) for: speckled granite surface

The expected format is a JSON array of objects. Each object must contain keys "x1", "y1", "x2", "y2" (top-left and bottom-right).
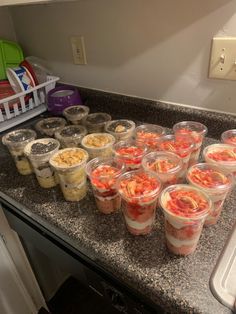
[{"x1": 0, "y1": 93, "x2": 235, "y2": 314}]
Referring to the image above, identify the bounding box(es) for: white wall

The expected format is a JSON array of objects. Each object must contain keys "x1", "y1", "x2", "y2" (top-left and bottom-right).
[
  {"x1": 10, "y1": 0, "x2": 236, "y2": 113},
  {"x1": 0, "y1": 7, "x2": 16, "y2": 41}
]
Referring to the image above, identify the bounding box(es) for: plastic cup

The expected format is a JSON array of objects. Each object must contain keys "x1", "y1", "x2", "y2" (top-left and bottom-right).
[
  {"x1": 55, "y1": 125, "x2": 87, "y2": 148},
  {"x1": 83, "y1": 112, "x2": 111, "y2": 133},
  {"x1": 203, "y1": 144, "x2": 236, "y2": 177},
  {"x1": 187, "y1": 163, "x2": 233, "y2": 226},
  {"x1": 135, "y1": 124, "x2": 166, "y2": 151},
  {"x1": 81, "y1": 133, "x2": 115, "y2": 159},
  {"x1": 160, "y1": 184, "x2": 211, "y2": 256},
  {"x1": 142, "y1": 151, "x2": 184, "y2": 188},
  {"x1": 157, "y1": 134, "x2": 194, "y2": 171},
  {"x1": 50, "y1": 148, "x2": 89, "y2": 201},
  {"x1": 173, "y1": 121, "x2": 208, "y2": 166},
  {"x1": 63, "y1": 105, "x2": 90, "y2": 125},
  {"x1": 221, "y1": 129, "x2": 236, "y2": 146},
  {"x1": 24, "y1": 138, "x2": 60, "y2": 188},
  {"x1": 2, "y1": 128, "x2": 36, "y2": 175},
  {"x1": 35, "y1": 117, "x2": 66, "y2": 137},
  {"x1": 113, "y1": 140, "x2": 147, "y2": 171},
  {"x1": 117, "y1": 170, "x2": 162, "y2": 235},
  {"x1": 105, "y1": 119, "x2": 136, "y2": 141},
  {"x1": 86, "y1": 158, "x2": 125, "y2": 214}
]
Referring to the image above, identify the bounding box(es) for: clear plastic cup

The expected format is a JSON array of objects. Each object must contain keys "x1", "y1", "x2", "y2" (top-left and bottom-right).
[
  {"x1": 160, "y1": 184, "x2": 211, "y2": 256},
  {"x1": 50, "y1": 148, "x2": 89, "y2": 201},
  {"x1": 105, "y1": 119, "x2": 136, "y2": 141},
  {"x1": 35, "y1": 117, "x2": 66, "y2": 137},
  {"x1": 83, "y1": 112, "x2": 111, "y2": 133},
  {"x1": 24, "y1": 138, "x2": 60, "y2": 188},
  {"x1": 186, "y1": 163, "x2": 233, "y2": 226},
  {"x1": 117, "y1": 170, "x2": 162, "y2": 235},
  {"x1": 221, "y1": 129, "x2": 236, "y2": 146},
  {"x1": 173, "y1": 121, "x2": 208, "y2": 166},
  {"x1": 203, "y1": 144, "x2": 236, "y2": 177},
  {"x1": 63, "y1": 105, "x2": 90, "y2": 125},
  {"x1": 55, "y1": 125, "x2": 87, "y2": 148},
  {"x1": 157, "y1": 134, "x2": 194, "y2": 171},
  {"x1": 135, "y1": 124, "x2": 166, "y2": 151},
  {"x1": 142, "y1": 151, "x2": 184, "y2": 188},
  {"x1": 113, "y1": 140, "x2": 147, "y2": 171},
  {"x1": 2, "y1": 129, "x2": 36, "y2": 175},
  {"x1": 81, "y1": 133, "x2": 115, "y2": 159},
  {"x1": 86, "y1": 158, "x2": 125, "y2": 214}
]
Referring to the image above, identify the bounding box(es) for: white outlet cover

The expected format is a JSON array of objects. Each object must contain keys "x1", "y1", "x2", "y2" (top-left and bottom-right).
[
  {"x1": 209, "y1": 37, "x2": 236, "y2": 81},
  {"x1": 70, "y1": 36, "x2": 87, "y2": 65}
]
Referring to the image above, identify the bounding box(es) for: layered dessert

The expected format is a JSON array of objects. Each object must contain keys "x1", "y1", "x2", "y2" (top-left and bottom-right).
[
  {"x1": 86, "y1": 158, "x2": 124, "y2": 214},
  {"x1": 24, "y1": 138, "x2": 60, "y2": 188},
  {"x1": 173, "y1": 121, "x2": 207, "y2": 166},
  {"x1": 117, "y1": 171, "x2": 161, "y2": 235},
  {"x1": 35, "y1": 117, "x2": 66, "y2": 137},
  {"x1": 187, "y1": 163, "x2": 233, "y2": 225},
  {"x1": 221, "y1": 129, "x2": 236, "y2": 146},
  {"x1": 81, "y1": 133, "x2": 115, "y2": 159},
  {"x1": 157, "y1": 134, "x2": 194, "y2": 171},
  {"x1": 203, "y1": 144, "x2": 236, "y2": 177},
  {"x1": 63, "y1": 105, "x2": 90, "y2": 125},
  {"x1": 2, "y1": 129, "x2": 36, "y2": 175},
  {"x1": 83, "y1": 112, "x2": 111, "y2": 133},
  {"x1": 50, "y1": 148, "x2": 88, "y2": 201},
  {"x1": 135, "y1": 124, "x2": 165, "y2": 151},
  {"x1": 55, "y1": 125, "x2": 87, "y2": 148},
  {"x1": 105, "y1": 120, "x2": 136, "y2": 141},
  {"x1": 160, "y1": 185, "x2": 211, "y2": 255},
  {"x1": 142, "y1": 152, "x2": 184, "y2": 187},
  {"x1": 113, "y1": 140, "x2": 147, "y2": 170}
]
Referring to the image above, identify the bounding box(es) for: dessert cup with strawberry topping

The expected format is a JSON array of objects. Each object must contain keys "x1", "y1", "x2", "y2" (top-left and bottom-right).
[
  {"x1": 81, "y1": 133, "x2": 115, "y2": 159},
  {"x1": 105, "y1": 119, "x2": 136, "y2": 141},
  {"x1": 135, "y1": 124, "x2": 166, "y2": 151},
  {"x1": 203, "y1": 144, "x2": 236, "y2": 177},
  {"x1": 221, "y1": 129, "x2": 236, "y2": 146},
  {"x1": 117, "y1": 170, "x2": 162, "y2": 235},
  {"x1": 50, "y1": 148, "x2": 89, "y2": 201},
  {"x1": 55, "y1": 125, "x2": 87, "y2": 148},
  {"x1": 86, "y1": 158, "x2": 124, "y2": 214},
  {"x1": 157, "y1": 134, "x2": 194, "y2": 171},
  {"x1": 173, "y1": 121, "x2": 207, "y2": 166},
  {"x1": 142, "y1": 152, "x2": 184, "y2": 188},
  {"x1": 187, "y1": 163, "x2": 233, "y2": 225},
  {"x1": 160, "y1": 184, "x2": 211, "y2": 256},
  {"x1": 113, "y1": 140, "x2": 147, "y2": 171}
]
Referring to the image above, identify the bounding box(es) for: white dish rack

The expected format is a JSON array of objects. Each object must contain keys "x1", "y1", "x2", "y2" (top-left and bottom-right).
[{"x1": 0, "y1": 75, "x2": 59, "y2": 133}]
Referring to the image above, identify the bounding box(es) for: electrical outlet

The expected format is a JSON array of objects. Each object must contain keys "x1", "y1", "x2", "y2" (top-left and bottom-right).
[
  {"x1": 209, "y1": 37, "x2": 236, "y2": 80},
  {"x1": 71, "y1": 36, "x2": 87, "y2": 65}
]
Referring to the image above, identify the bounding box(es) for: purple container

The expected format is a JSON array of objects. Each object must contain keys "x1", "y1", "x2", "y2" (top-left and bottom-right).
[{"x1": 47, "y1": 85, "x2": 82, "y2": 115}]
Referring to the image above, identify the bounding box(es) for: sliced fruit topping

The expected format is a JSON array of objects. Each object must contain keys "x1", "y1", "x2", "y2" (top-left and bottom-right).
[
  {"x1": 225, "y1": 136, "x2": 236, "y2": 144},
  {"x1": 189, "y1": 167, "x2": 229, "y2": 188},
  {"x1": 208, "y1": 149, "x2": 236, "y2": 161},
  {"x1": 116, "y1": 146, "x2": 144, "y2": 157},
  {"x1": 175, "y1": 128, "x2": 202, "y2": 143},
  {"x1": 115, "y1": 125, "x2": 126, "y2": 133},
  {"x1": 159, "y1": 140, "x2": 192, "y2": 158},
  {"x1": 148, "y1": 159, "x2": 177, "y2": 173},
  {"x1": 91, "y1": 165, "x2": 120, "y2": 190}
]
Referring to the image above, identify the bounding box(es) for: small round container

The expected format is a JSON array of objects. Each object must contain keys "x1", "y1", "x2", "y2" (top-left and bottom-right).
[
  {"x1": 55, "y1": 125, "x2": 87, "y2": 148},
  {"x1": 24, "y1": 138, "x2": 60, "y2": 188},
  {"x1": 173, "y1": 121, "x2": 208, "y2": 166},
  {"x1": 142, "y1": 151, "x2": 184, "y2": 187},
  {"x1": 135, "y1": 124, "x2": 166, "y2": 151},
  {"x1": 50, "y1": 148, "x2": 89, "y2": 202},
  {"x1": 83, "y1": 112, "x2": 111, "y2": 133},
  {"x1": 2, "y1": 129, "x2": 36, "y2": 175},
  {"x1": 160, "y1": 184, "x2": 211, "y2": 256},
  {"x1": 203, "y1": 144, "x2": 236, "y2": 177},
  {"x1": 157, "y1": 134, "x2": 194, "y2": 171},
  {"x1": 35, "y1": 117, "x2": 66, "y2": 137},
  {"x1": 105, "y1": 119, "x2": 136, "y2": 141},
  {"x1": 86, "y1": 158, "x2": 124, "y2": 214},
  {"x1": 117, "y1": 170, "x2": 162, "y2": 235},
  {"x1": 81, "y1": 133, "x2": 115, "y2": 159},
  {"x1": 63, "y1": 105, "x2": 90, "y2": 125},
  {"x1": 221, "y1": 129, "x2": 236, "y2": 146},
  {"x1": 187, "y1": 163, "x2": 233, "y2": 226},
  {"x1": 113, "y1": 140, "x2": 147, "y2": 171}
]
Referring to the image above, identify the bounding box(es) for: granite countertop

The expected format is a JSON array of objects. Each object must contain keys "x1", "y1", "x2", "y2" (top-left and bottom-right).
[{"x1": 0, "y1": 92, "x2": 235, "y2": 314}]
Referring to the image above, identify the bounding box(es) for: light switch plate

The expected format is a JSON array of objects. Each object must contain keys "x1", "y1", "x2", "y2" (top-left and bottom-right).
[
  {"x1": 209, "y1": 37, "x2": 236, "y2": 80},
  {"x1": 71, "y1": 36, "x2": 87, "y2": 65}
]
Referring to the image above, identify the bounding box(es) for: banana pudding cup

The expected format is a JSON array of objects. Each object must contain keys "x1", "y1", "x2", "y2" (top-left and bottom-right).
[
  {"x1": 81, "y1": 133, "x2": 115, "y2": 159},
  {"x1": 55, "y1": 125, "x2": 87, "y2": 148},
  {"x1": 35, "y1": 117, "x2": 66, "y2": 137},
  {"x1": 63, "y1": 105, "x2": 90, "y2": 125},
  {"x1": 105, "y1": 119, "x2": 136, "y2": 141}
]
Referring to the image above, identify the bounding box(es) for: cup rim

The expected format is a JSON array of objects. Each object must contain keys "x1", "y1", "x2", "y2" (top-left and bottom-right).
[
  {"x1": 24, "y1": 138, "x2": 60, "y2": 157},
  {"x1": 203, "y1": 143, "x2": 236, "y2": 165},
  {"x1": 81, "y1": 133, "x2": 115, "y2": 150},
  {"x1": 2, "y1": 128, "x2": 36, "y2": 146},
  {"x1": 86, "y1": 157, "x2": 125, "y2": 179},
  {"x1": 173, "y1": 121, "x2": 208, "y2": 136}
]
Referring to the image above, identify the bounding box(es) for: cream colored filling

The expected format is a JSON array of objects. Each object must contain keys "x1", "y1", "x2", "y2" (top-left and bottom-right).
[
  {"x1": 61, "y1": 182, "x2": 87, "y2": 201},
  {"x1": 36, "y1": 175, "x2": 57, "y2": 188},
  {"x1": 15, "y1": 159, "x2": 32, "y2": 175},
  {"x1": 166, "y1": 233, "x2": 199, "y2": 247},
  {"x1": 124, "y1": 215, "x2": 154, "y2": 230}
]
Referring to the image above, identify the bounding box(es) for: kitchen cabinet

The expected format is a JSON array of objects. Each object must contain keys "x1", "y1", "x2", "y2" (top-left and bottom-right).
[{"x1": 0, "y1": 0, "x2": 74, "y2": 7}]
